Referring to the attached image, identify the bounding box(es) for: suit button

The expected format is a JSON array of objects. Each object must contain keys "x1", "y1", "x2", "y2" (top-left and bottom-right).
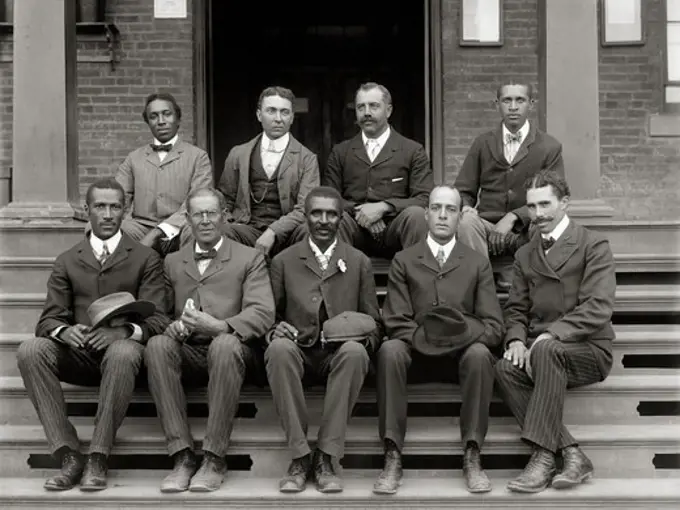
[
  {"x1": 438, "y1": 275, "x2": 443, "y2": 279},
  {"x1": 312, "y1": 296, "x2": 318, "y2": 302},
  {"x1": 432, "y1": 301, "x2": 437, "y2": 306}
]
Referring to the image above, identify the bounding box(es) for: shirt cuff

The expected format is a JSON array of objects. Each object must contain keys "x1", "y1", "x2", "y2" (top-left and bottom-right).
[
  {"x1": 50, "y1": 326, "x2": 67, "y2": 340},
  {"x1": 127, "y1": 323, "x2": 143, "y2": 342},
  {"x1": 157, "y1": 222, "x2": 180, "y2": 241}
]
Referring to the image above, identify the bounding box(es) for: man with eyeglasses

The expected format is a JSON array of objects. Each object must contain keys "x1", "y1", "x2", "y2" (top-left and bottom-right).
[
  {"x1": 144, "y1": 187, "x2": 275, "y2": 493},
  {"x1": 218, "y1": 86, "x2": 319, "y2": 257}
]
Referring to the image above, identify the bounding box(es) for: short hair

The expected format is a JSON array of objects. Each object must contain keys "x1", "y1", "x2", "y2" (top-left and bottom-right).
[
  {"x1": 429, "y1": 185, "x2": 462, "y2": 207},
  {"x1": 85, "y1": 178, "x2": 125, "y2": 206},
  {"x1": 142, "y1": 92, "x2": 182, "y2": 123},
  {"x1": 257, "y1": 86, "x2": 296, "y2": 109},
  {"x1": 186, "y1": 187, "x2": 226, "y2": 212},
  {"x1": 524, "y1": 170, "x2": 571, "y2": 200},
  {"x1": 496, "y1": 82, "x2": 535, "y2": 101},
  {"x1": 304, "y1": 186, "x2": 344, "y2": 215},
  {"x1": 355, "y1": 82, "x2": 393, "y2": 106}
]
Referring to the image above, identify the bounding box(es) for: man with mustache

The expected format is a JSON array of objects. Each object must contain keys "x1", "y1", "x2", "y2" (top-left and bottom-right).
[
  {"x1": 266, "y1": 186, "x2": 382, "y2": 494},
  {"x1": 218, "y1": 86, "x2": 320, "y2": 257},
  {"x1": 144, "y1": 187, "x2": 275, "y2": 493},
  {"x1": 495, "y1": 170, "x2": 616, "y2": 493},
  {"x1": 115, "y1": 92, "x2": 213, "y2": 255},
  {"x1": 321, "y1": 82, "x2": 433, "y2": 257},
  {"x1": 454, "y1": 83, "x2": 564, "y2": 288}
]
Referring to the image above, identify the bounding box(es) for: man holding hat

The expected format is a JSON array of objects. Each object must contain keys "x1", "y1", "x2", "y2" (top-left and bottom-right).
[
  {"x1": 375, "y1": 185, "x2": 503, "y2": 495},
  {"x1": 265, "y1": 186, "x2": 382, "y2": 494},
  {"x1": 16, "y1": 178, "x2": 169, "y2": 492}
]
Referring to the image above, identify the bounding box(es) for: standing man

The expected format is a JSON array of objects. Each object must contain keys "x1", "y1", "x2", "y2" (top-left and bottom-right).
[
  {"x1": 218, "y1": 86, "x2": 320, "y2": 256},
  {"x1": 115, "y1": 92, "x2": 213, "y2": 255},
  {"x1": 454, "y1": 83, "x2": 564, "y2": 283},
  {"x1": 495, "y1": 170, "x2": 616, "y2": 493},
  {"x1": 322, "y1": 82, "x2": 433, "y2": 257},
  {"x1": 375, "y1": 185, "x2": 503, "y2": 495},
  {"x1": 266, "y1": 186, "x2": 382, "y2": 494},
  {"x1": 16, "y1": 178, "x2": 169, "y2": 492},
  {"x1": 144, "y1": 187, "x2": 275, "y2": 493}
]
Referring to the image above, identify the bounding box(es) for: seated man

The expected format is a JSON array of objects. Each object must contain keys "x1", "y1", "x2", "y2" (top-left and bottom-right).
[
  {"x1": 16, "y1": 178, "x2": 169, "y2": 492},
  {"x1": 218, "y1": 86, "x2": 319, "y2": 256},
  {"x1": 266, "y1": 186, "x2": 382, "y2": 494},
  {"x1": 321, "y1": 82, "x2": 432, "y2": 257},
  {"x1": 144, "y1": 187, "x2": 275, "y2": 493},
  {"x1": 375, "y1": 185, "x2": 503, "y2": 495},
  {"x1": 454, "y1": 82, "x2": 563, "y2": 285},
  {"x1": 115, "y1": 92, "x2": 213, "y2": 255},
  {"x1": 495, "y1": 170, "x2": 616, "y2": 493}
]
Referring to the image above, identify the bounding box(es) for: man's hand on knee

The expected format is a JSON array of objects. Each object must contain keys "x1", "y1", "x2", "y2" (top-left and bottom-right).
[{"x1": 84, "y1": 326, "x2": 130, "y2": 352}]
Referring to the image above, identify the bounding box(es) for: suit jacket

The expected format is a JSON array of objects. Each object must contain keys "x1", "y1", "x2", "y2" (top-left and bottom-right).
[
  {"x1": 269, "y1": 239, "x2": 383, "y2": 350},
  {"x1": 116, "y1": 139, "x2": 213, "y2": 230},
  {"x1": 504, "y1": 221, "x2": 616, "y2": 375},
  {"x1": 36, "y1": 233, "x2": 169, "y2": 342},
  {"x1": 218, "y1": 134, "x2": 319, "y2": 241},
  {"x1": 163, "y1": 236, "x2": 275, "y2": 343},
  {"x1": 383, "y1": 239, "x2": 503, "y2": 350},
  {"x1": 454, "y1": 122, "x2": 564, "y2": 227},
  {"x1": 324, "y1": 129, "x2": 433, "y2": 214}
]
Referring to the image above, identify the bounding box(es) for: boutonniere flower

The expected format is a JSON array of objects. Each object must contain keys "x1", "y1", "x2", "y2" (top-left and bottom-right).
[{"x1": 337, "y1": 259, "x2": 347, "y2": 273}]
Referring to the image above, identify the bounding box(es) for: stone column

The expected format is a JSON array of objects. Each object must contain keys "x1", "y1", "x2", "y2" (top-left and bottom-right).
[
  {"x1": 0, "y1": 0, "x2": 82, "y2": 220},
  {"x1": 539, "y1": 0, "x2": 614, "y2": 217}
]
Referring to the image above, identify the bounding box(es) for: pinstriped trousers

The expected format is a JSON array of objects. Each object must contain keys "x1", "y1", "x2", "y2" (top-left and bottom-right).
[
  {"x1": 494, "y1": 338, "x2": 612, "y2": 453},
  {"x1": 16, "y1": 337, "x2": 143, "y2": 455},
  {"x1": 144, "y1": 333, "x2": 259, "y2": 458}
]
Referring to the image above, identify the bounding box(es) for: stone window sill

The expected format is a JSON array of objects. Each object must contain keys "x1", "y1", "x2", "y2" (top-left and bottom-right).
[{"x1": 649, "y1": 113, "x2": 680, "y2": 137}]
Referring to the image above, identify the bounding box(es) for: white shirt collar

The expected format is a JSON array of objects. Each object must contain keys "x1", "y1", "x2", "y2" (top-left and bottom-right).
[
  {"x1": 261, "y1": 132, "x2": 290, "y2": 153},
  {"x1": 195, "y1": 236, "x2": 224, "y2": 254},
  {"x1": 308, "y1": 237, "x2": 337, "y2": 259},
  {"x1": 152, "y1": 133, "x2": 179, "y2": 148},
  {"x1": 502, "y1": 120, "x2": 530, "y2": 144},
  {"x1": 90, "y1": 230, "x2": 122, "y2": 256},
  {"x1": 426, "y1": 233, "x2": 456, "y2": 260},
  {"x1": 362, "y1": 126, "x2": 391, "y2": 148},
  {"x1": 543, "y1": 214, "x2": 570, "y2": 241}
]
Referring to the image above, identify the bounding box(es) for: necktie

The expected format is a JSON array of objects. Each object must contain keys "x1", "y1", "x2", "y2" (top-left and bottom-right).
[
  {"x1": 366, "y1": 139, "x2": 379, "y2": 162},
  {"x1": 436, "y1": 247, "x2": 447, "y2": 268},
  {"x1": 151, "y1": 143, "x2": 173, "y2": 152},
  {"x1": 541, "y1": 237, "x2": 556, "y2": 251},
  {"x1": 267, "y1": 139, "x2": 280, "y2": 153},
  {"x1": 194, "y1": 249, "x2": 218, "y2": 261},
  {"x1": 505, "y1": 132, "x2": 522, "y2": 144},
  {"x1": 98, "y1": 243, "x2": 110, "y2": 266}
]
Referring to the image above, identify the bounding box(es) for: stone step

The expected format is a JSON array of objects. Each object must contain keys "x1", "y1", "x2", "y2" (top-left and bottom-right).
[
  {"x1": 1, "y1": 475, "x2": 679, "y2": 510},
  {"x1": 0, "y1": 223, "x2": 86, "y2": 258},
  {"x1": 1, "y1": 419, "x2": 678, "y2": 478}
]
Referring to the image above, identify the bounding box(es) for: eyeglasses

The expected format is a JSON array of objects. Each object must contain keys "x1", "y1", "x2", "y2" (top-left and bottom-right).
[{"x1": 189, "y1": 210, "x2": 221, "y2": 222}]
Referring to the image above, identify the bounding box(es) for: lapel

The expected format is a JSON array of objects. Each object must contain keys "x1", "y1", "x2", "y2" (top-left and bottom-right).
[
  {"x1": 299, "y1": 238, "x2": 324, "y2": 279},
  {"x1": 76, "y1": 237, "x2": 101, "y2": 272},
  {"x1": 349, "y1": 133, "x2": 371, "y2": 166},
  {"x1": 489, "y1": 123, "x2": 508, "y2": 166},
  {"x1": 322, "y1": 241, "x2": 348, "y2": 281},
  {"x1": 528, "y1": 231, "x2": 560, "y2": 280},
  {"x1": 159, "y1": 139, "x2": 183, "y2": 167},
  {"x1": 511, "y1": 122, "x2": 537, "y2": 166},
  {"x1": 416, "y1": 240, "x2": 441, "y2": 274},
  {"x1": 371, "y1": 129, "x2": 399, "y2": 167},
  {"x1": 277, "y1": 135, "x2": 299, "y2": 179},
  {"x1": 103, "y1": 233, "x2": 132, "y2": 271},
  {"x1": 181, "y1": 242, "x2": 202, "y2": 283},
  {"x1": 144, "y1": 144, "x2": 160, "y2": 167},
  {"x1": 416, "y1": 239, "x2": 464, "y2": 276},
  {"x1": 199, "y1": 236, "x2": 232, "y2": 281},
  {"x1": 544, "y1": 220, "x2": 579, "y2": 273},
  {"x1": 238, "y1": 135, "x2": 261, "y2": 207}
]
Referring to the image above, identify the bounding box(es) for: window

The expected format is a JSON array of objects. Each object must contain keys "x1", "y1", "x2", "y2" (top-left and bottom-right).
[{"x1": 666, "y1": 0, "x2": 680, "y2": 112}]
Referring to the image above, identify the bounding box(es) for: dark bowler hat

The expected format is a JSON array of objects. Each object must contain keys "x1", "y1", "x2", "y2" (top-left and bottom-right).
[
  {"x1": 86, "y1": 292, "x2": 156, "y2": 329},
  {"x1": 411, "y1": 306, "x2": 485, "y2": 356}
]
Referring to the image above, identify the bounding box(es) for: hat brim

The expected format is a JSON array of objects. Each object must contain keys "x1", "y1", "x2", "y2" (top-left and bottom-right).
[
  {"x1": 91, "y1": 300, "x2": 156, "y2": 329},
  {"x1": 411, "y1": 313, "x2": 486, "y2": 356}
]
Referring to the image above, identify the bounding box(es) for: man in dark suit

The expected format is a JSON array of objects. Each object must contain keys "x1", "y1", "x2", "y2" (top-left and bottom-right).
[
  {"x1": 218, "y1": 86, "x2": 320, "y2": 256},
  {"x1": 144, "y1": 187, "x2": 275, "y2": 493},
  {"x1": 375, "y1": 185, "x2": 503, "y2": 495},
  {"x1": 322, "y1": 82, "x2": 433, "y2": 257},
  {"x1": 266, "y1": 186, "x2": 382, "y2": 494},
  {"x1": 16, "y1": 178, "x2": 169, "y2": 492},
  {"x1": 454, "y1": 83, "x2": 564, "y2": 283},
  {"x1": 495, "y1": 170, "x2": 616, "y2": 493},
  {"x1": 115, "y1": 92, "x2": 213, "y2": 255}
]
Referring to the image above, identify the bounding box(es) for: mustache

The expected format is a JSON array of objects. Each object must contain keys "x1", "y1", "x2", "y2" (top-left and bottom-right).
[{"x1": 533, "y1": 217, "x2": 553, "y2": 224}]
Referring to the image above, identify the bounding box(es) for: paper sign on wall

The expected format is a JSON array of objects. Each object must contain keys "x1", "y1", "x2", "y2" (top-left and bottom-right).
[{"x1": 154, "y1": 0, "x2": 187, "y2": 19}]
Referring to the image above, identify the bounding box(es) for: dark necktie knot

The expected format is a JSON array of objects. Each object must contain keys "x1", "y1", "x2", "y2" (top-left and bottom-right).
[
  {"x1": 194, "y1": 249, "x2": 217, "y2": 261},
  {"x1": 151, "y1": 143, "x2": 173, "y2": 152},
  {"x1": 505, "y1": 132, "x2": 522, "y2": 144},
  {"x1": 541, "y1": 237, "x2": 556, "y2": 251}
]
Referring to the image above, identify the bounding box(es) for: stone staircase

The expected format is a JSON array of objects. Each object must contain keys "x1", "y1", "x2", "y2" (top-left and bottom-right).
[{"x1": 0, "y1": 221, "x2": 679, "y2": 509}]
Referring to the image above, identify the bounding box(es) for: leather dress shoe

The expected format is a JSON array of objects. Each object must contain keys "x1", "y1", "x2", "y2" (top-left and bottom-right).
[
  {"x1": 373, "y1": 441, "x2": 403, "y2": 495},
  {"x1": 189, "y1": 452, "x2": 227, "y2": 492},
  {"x1": 463, "y1": 443, "x2": 491, "y2": 493},
  {"x1": 507, "y1": 447, "x2": 556, "y2": 493},
  {"x1": 279, "y1": 454, "x2": 312, "y2": 493},
  {"x1": 80, "y1": 453, "x2": 108, "y2": 491},
  {"x1": 313, "y1": 450, "x2": 343, "y2": 493},
  {"x1": 552, "y1": 446, "x2": 594, "y2": 489},
  {"x1": 44, "y1": 449, "x2": 84, "y2": 491},
  {"x1": 160, "y1": 449, "x2": 198, "y2": 493}
]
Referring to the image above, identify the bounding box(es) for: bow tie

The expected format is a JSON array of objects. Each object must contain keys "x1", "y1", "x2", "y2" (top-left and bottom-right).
[
  {"x1": 151, "y1": 143, "x2": 173, "y2": 152},
  {"x1": 541, "y1": 237, "x2": 556, "y2": 251},
  {"x1": 194, "y1": 249, "x2": 217, "y2": 261},
  {"x1": 505, "y1": 132, "x2": 522, "y2": 144}
]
